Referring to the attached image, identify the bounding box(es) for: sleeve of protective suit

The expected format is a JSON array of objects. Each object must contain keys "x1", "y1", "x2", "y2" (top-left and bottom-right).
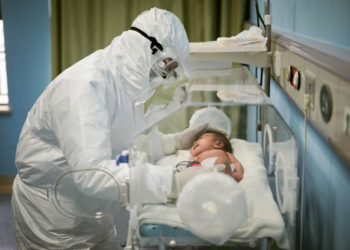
[
  {"x1": 161, "y1": 123, "x2": 209, "y2": 155},
  {"x1": 49, "y1": 75, "x2": 125, "y2": 201}
]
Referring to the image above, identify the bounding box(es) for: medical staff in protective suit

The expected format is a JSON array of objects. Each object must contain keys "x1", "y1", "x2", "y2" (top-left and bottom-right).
[{"x1": 12, "y1": 8, "x2": 209, "y2": 249}]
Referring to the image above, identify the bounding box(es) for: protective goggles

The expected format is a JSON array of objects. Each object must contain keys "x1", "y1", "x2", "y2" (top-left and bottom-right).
[
  {"x1": 130, "y1": 26, "x2": 182, "y2": 82},
  {"x1": 150, "y1": 46, "x2": 180, "y2": 80}
]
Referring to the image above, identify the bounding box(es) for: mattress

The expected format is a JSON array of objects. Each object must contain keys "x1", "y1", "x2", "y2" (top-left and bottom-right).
[{"x1": 135, "y1": 139, "x2": 287, "y2": 248}]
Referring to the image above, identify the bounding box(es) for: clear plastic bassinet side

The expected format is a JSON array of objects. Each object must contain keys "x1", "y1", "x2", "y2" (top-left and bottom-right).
[
  {"x1": 48, "y1": 168, "x2": 124, "y2": 220},
  {"x1": 260, "y1": 105, "x2": 299, "y2": 250},
  {"x1": 128, "y1": 127, "x2": 175, "y2": 207},
  {"x1": 127, "y1": 65, "x2": 299, "y2": 249}
]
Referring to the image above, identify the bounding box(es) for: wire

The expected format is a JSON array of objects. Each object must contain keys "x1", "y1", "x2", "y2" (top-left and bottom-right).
[
  {"x1": 254, "y1": 0, "x2": 266, "y2": 29},
  {"x1": 260, "y1": 68, "x2": 264, "y2": 86},
  {"x1": 299, "y1": 94, "x2": 311, "y2": 250},
  {"x1": 255, "y1": 0, "x2": 260, "y2": 27},
  {"x1": 254, "y1": 0, "x2": 265, "y2": 86}
]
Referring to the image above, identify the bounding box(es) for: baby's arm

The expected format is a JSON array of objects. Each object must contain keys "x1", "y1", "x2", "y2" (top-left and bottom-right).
[
  {"x1": 212, "y1": 156, "x2": 233, "y2": 178},
  {"x1": 226, "y1": 152, "x2": 244, "y2": 182}
]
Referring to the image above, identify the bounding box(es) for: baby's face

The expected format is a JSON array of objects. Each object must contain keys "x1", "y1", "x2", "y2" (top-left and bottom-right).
[{"x1": 190, "y1": 133, "x2": 218, "y2": 157}]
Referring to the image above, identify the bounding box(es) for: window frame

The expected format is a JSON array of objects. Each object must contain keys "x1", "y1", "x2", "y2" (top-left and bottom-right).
[{"x1": 0, "y1": 19, "x2": 11, "y2": 114}]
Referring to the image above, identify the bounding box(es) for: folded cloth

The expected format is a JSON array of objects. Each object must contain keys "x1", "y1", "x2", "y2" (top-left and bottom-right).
[{"x1": 217, "y1": 26, "x2": 267, "y2": 47}]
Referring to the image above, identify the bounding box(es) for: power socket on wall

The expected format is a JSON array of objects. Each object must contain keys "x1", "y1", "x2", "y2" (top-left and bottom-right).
[{"x1": 305, "y1": 70, "x2": 316, "y2": 110}]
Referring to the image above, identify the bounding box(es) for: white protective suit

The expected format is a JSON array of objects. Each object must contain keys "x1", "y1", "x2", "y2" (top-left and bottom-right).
[{"x1": 12, "y1": 8, "x2": 191, "y2": 250}]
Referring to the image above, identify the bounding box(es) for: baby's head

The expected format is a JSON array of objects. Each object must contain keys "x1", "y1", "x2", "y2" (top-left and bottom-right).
[{"x1": 190, "y1": 130, "x2": 232, "y2": 157}]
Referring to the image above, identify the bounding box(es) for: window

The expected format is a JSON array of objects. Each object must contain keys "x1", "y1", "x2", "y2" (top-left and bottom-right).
[{"x1": 0, "y1": 19, "x2": 10, "y2": 113}]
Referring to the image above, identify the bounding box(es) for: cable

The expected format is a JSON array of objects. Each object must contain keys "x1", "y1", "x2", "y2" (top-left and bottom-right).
[
  {"x1": 299, "y1": 94, "x2": 311, "y2": 250},
  {"x1": 260, "y1": 68, "x2": 264, "y2": 86},
  {"x1": 255, "y1": 0, "x2": 260, "y2": 27},
  {"x1": 254, "y1": 0, "x2": 266, "y2": 29},
  {"x1": 254, "y1": 0, "x2": 265, "y2": 86}
]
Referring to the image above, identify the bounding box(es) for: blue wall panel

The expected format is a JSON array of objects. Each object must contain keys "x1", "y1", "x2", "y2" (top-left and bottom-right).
[{"x1": 0, "y1": 0, "x2": 51, "y2": 174}]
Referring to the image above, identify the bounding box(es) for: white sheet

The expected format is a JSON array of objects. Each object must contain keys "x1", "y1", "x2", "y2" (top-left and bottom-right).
[{"x1": 138, "y1": 139, "x2": 287, "y2": 248}]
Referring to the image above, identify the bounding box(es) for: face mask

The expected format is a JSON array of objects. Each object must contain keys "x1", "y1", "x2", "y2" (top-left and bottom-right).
[
  {"x1": 150, "y1": 44, "x2": 183, "y2": 84},
  {"x1": 130, "y1": 26, "x2": 187, "y2": 101}
]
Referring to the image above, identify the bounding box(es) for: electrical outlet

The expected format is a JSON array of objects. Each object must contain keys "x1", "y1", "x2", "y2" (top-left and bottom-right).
[{"x1": 305, "y1": 70, "x2": 316, "y2": 110}]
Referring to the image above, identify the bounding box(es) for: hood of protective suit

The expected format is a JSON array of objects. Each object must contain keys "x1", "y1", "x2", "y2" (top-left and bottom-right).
[{"x1": 107, "y1": 7, "x2": 189, "y2": 102}]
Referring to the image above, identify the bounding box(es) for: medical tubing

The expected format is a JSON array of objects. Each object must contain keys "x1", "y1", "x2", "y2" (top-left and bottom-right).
[
  {"x1": 254, "y1": 0, "x2": 267, "y2": 90},
  {"x1": 130, "y1": 26, "x2": 163, "y2": 54},
  {"x1": 300, "y1": 94, "x2": 311, "y2": 250},
  {"x1": 263, "y1": 0, "x2": 271, "y2": 96},
  {"x1": 255, "y1": 0, "x2": 266, "y2": 29}
]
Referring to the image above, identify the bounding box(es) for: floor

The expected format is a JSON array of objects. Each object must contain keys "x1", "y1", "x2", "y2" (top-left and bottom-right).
[
  {"x1": 0, "y1": 193, "x2": 131, "y2": 250},
  {"x1": 0, "y1": 194, "x2": 17, "y2": 250}
]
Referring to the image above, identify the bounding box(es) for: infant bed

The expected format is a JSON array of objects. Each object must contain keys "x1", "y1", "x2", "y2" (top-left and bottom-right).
[
  {"x1": 131, "y1": 139, "x2": 285, "y2": 249},
  {"x1": 126, "y1": 66, "x2": 299, "y2": 250}
]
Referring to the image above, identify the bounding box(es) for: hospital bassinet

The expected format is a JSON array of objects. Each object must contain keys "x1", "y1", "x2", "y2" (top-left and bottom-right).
[{"x1": 125, "y1": 65, "x2": 299, "y2": 250}]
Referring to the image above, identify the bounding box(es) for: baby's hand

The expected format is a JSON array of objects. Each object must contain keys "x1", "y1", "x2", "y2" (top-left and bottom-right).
[{"x1": 233, "y1": 171, "x2": 243, "y2": 182}]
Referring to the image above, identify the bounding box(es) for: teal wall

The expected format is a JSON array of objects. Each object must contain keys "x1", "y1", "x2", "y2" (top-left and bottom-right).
[
  {"x1": 250, "y1": 0, "x2": 350, "y2": 50},
  {"x1": 250, "y1": 0, "x2": 350, "y2": 249},
  {"x1": 0, "y1": 0, "x2": 51, "y2": 174}
]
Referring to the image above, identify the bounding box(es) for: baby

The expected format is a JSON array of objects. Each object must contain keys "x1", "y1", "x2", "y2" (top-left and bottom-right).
[
  {"x1": 189, "y1": 130, "x2": 244, "y2": 182},
  {"x1": 169, "y1": 131, "x2": 243, "y2": 201}
]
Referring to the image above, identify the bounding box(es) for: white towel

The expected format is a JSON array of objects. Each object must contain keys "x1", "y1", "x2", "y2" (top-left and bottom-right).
[{"x1": 217, "y1": 26, "x2": 267, "y2": 48}]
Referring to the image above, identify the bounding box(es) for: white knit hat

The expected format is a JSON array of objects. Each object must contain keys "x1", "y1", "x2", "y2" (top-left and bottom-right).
[{"x1": 189, "y1": 107, "x2": 231, "y2": 137}]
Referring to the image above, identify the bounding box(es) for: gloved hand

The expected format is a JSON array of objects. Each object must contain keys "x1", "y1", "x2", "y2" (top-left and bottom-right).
[
  {"x1": 169, "y1": 166, "x2": 210, "y2": 199},
  {"x1": 161, "y1": 123, "x2": 209, "y2": 155},
  {"x1": 206, "y1": 125, "x2": 228, "y2": 137}
]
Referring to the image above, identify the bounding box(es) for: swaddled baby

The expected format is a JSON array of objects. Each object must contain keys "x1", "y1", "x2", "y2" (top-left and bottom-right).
[
  {"x1": 190, "y1": 130, "x2": 244, "y2": 182},
  {"x1": 175, "y1": 130, "x2": 248, "y2": 245},
  {"x1": 175, "y1": 130, "x2": 244, "y2": 182},
  {"x1": 165, "y1": 107, "x2": 245, "y2": 201}
]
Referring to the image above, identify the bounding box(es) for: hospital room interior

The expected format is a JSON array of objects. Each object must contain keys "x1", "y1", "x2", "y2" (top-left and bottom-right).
[{"x1": 0, "y1": 0, "x2": 350, "y2": 250}]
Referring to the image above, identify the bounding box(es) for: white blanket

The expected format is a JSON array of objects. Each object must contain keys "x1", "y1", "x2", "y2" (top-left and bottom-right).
[{"x1": 138, "y1": 139, "x2": 287, "y2": 248}]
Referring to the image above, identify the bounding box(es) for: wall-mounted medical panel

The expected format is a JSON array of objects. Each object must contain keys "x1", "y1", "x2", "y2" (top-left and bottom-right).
[{"x1": 271, "y1": 30, "x2": 350, "y2": 166}]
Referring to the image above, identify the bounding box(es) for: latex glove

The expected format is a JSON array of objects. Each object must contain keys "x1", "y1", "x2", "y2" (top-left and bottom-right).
[
  {"x1": 161, "y1": 123, "x2": 209, "y2": 155},
  {"x1": 206, "y1": 125, "x2": 228, "y2": 137}
]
